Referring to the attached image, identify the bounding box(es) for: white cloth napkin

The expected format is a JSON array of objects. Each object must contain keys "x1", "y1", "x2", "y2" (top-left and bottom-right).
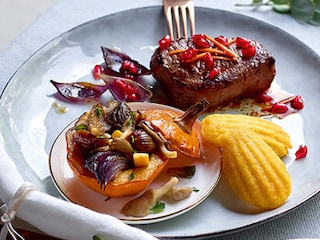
[{"x1": 0, "y1": 145, "x2": 157, "y2": 240}]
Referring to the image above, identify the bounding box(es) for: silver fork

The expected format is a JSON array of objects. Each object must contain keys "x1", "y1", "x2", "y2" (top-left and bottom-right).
[{"x1": 163, "y1": 0, "x2": 195, "y2": 39}]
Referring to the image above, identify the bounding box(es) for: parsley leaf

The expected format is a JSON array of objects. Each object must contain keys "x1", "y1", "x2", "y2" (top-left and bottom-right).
[
  {"x1": 95, "y1": 107, "x2": 103, "y2": 116},
  {"x1": 150, "y1": 201, "x2": 165, "y2": 213},
  {"x1": 75, "y1": 125, "x2": 87, "y2": 131},
  {"x1": 128, "y1": 172, "x2": 134, "y2": 181},
  {"x1": 192, "y1": 187, "x2": 200, "y2": 192}
]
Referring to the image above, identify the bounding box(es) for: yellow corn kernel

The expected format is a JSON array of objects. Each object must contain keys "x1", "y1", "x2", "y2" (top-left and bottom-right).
[
  {"x1": 133, "y1": 153, "x2": 150, "y2": 167},
  {"x1": 201, "y1": 114, "x2": 291, "y2": 156},
  {"x1": 90, "y1": 127, "x2": 99, "y2": 136},
  {"x1": 112, "y1": 130, "x2": 123, "y2": 139},
  {"x1": 220, "y1": 130, "x2": 291, "y2": 210}
]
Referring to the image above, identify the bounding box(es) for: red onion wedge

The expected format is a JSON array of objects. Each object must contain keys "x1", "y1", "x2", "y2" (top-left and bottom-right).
[
  {"x1": 100, "y1": 74, "x2": 153, "y2": 102},
  {"x1": 101, "y1": 46, "x2": 151, "y2": 79},
  {"x1": 84, "y1": 151, "x2": 132, "y2": 187},
  {"x1": 50, "y1": 80, "x2": 108, "y2": 103}
]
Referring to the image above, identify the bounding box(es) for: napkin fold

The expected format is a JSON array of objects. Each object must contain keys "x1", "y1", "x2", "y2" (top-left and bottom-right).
[{"x1": 0, "y1": 145, "x2": 157, "y2": 240}]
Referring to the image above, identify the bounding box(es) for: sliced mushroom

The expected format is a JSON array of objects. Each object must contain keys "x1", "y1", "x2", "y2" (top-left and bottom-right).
[
  {"x1": 168, "y1": 187, "x2": 193, "y2": 201},
  {"x1": 110, "y1": 128, "x2": 134, "y2": 160},
  {"x1": 138, "y1": 99, "x2": 208, "y2": 158},
  {"x1": 139, "y1": 121, "x2": 177, "y2": 159},
  {"x1": 121, "y1": 177, "x2": 179, "y2": 217}
]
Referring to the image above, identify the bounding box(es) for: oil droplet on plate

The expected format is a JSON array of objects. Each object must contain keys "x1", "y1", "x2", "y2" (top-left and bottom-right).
[{"x1": 52, "y1": 101, "x2": 68, "y2": 114}]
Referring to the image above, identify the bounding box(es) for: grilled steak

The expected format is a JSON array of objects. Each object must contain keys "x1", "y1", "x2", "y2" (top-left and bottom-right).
[{"x1": 150, "y1": 35, "x2": 276, "y2": 111}]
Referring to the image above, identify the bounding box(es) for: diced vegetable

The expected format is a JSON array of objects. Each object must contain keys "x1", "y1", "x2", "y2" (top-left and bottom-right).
[
  {"x1": 112, "y1": 130, "x2": 123, "y2": 139},
  {"x1": 133, "y1": 152, "x2": 150, "y2": 167}
]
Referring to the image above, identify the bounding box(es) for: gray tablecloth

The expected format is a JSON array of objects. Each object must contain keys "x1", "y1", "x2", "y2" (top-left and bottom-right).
[{"x1": 1, "y1": 0, "x2": 319, "y2": 239}]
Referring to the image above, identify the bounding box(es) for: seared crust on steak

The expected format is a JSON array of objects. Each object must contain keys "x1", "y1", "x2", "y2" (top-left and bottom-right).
[{"x1": 150, "y1": 37, "x2": 276, "y2": 111}]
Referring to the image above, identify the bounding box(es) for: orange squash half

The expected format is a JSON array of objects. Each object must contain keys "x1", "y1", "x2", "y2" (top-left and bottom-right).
[{"x1": 66, "y1": 128, "x2": 169, "y2": 198}]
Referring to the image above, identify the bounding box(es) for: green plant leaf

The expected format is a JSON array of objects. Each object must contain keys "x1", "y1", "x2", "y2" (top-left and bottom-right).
[
  {"x1": 272, "y1": 0, "x2": 291, "y2": 4},
  {"x1": 313, "y1": 0, "x2": 320, "y2": 7},
  {"x1": 235, "y1": 0, "x2": 271, "y2": 7},
  {"x1": 93, "y1": 235, "x2": 104, "y2": 240},
  {"x1": 309, "y1": 11, "x2": 320, "y2": 24},
  {"x1": 309, "y1": 0, "x2": 320, "y2": 25},
  {"x1": 272, "y1": 4, "x2": 291, "y2": 13},
  {"x1": 291, "y1": 0, "x2": 315, "y2": 23},
  {"x1": 236, "y1": 0, "x2": 320, "y2": 25}
]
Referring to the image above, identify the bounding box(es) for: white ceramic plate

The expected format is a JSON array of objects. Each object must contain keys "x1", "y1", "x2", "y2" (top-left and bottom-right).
[
  {"x1": 49, "y1": 102, "x2": 222, "y2": 224},
  {"x1": 0, "y1": 6, "x2": 320, "y2": 239}
]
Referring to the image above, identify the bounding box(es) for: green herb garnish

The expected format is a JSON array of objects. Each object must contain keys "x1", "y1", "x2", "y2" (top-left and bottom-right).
[
  {"x1": 95, "y1": 107, "x2": 103, "y2": 116},
  {"x1": 75, "y1": 125, "x2": 87, "y2": 130},
  {"x1": 150, "y1": 201, "x2": 165, "y2": 213},
  {"x1": 236, "y1": 0, "x2": 320, "y2": 26},
  {"x1": 192, "y1": 187, "x2": 200, "y2": 192},
  {"x1": 128, "y1": 172, "x2": 135, "y2": 181},
  {"x1": 128, "y1": 111, "x2": 136, "y2": 126}
]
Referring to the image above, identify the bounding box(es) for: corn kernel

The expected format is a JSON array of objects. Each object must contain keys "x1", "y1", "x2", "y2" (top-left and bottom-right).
[
  {"x1": 133, "y1": 153, "x2": 150, "y2": 167},
  {"x1": 112, "y1": 130, "x2": 123, "y2": 139},
  {"x1": 90, "y1": 127, "x2": 99, "y2": 136}
]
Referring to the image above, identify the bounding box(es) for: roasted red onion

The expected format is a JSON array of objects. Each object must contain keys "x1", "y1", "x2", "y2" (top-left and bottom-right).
[
  {"x1": 101, "y1": 46, "x2": 151, "y2": 78},
  {"x1": 84, "y1": 151, "x2": 132, "y2": 187},
  {"x1": 50, "y1": 80, "x2": 108, "y2": 102},
  {"x1": 100, "y1": 74, "x2": 152, "y2": 102},
  {"x1": 51, "y1": 47, "x2": 152, "y2": 103}
]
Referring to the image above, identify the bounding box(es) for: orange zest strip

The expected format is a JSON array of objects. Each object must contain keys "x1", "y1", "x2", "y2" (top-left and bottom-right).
[
  {"x1": 184, "y1": 53, "x2": 235, "y2": 63},
  {"x1": 184, "y1": 52, "x2": 208, "y2": 63},
  {"x1": 168, "y1": 49, "x2": 187, "y2": 55},
  {"x1": 227, "y1": 38, "x2": 237, "y2": 46},
  {"x1": 168, "y1": 35, "x2": 239, "y2": 62},
  {"x1": 205, "y1": 34, "x2": 239, "y2": 59},
  {"x1": 170, "y1": 48, "x2": 226, "y2": 56},
  {"x1": 198, "y1": 48, "x2": 225, "y2": 55},
  {"x1": 211, "y1": 56, "x2": 235, "y2": 61}
]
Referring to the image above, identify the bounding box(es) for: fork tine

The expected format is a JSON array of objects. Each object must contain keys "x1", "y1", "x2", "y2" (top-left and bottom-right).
[
  {"x1": 164, "y1": 7, "x2": 174, "y2": 39},
  {"x1": 180, "y1": 6, "x2": 188, "y2": 39},
  {"x1": 173, "y1": 6, "x2": 181, "y2": 39},
  {"x1": 163, "y1": 0, "x2": 195, "y2": 39},
  {"x1": 187, "y1": 1, "x2": 195, "y2": 36}
]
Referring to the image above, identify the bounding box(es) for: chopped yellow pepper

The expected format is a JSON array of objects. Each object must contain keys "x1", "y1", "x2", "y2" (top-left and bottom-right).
[
  {"x1": 112, "y1": 130, "x2": 123, "y2": 139},
  {"x1": 133, "y1": 153, "x2": 150, "y2": 167}
]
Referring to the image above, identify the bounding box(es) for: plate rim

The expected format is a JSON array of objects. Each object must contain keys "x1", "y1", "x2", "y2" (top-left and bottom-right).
[{"x1": 1, "y1": 5, "x2": 319, "y2": 239}]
